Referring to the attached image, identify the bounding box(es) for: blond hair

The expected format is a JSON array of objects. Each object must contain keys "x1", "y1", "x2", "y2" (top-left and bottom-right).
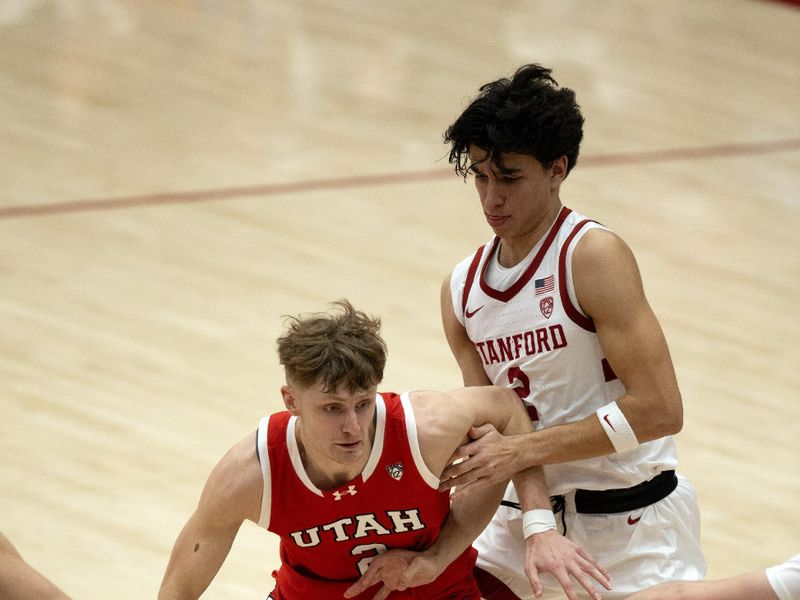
[{"x1": 277, "y1": 300, "x2": 386, "y2": 393}]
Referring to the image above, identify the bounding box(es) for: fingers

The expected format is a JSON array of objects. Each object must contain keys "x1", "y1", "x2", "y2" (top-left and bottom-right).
[
  {"x1": 438, "y1": 455, "x2": 476, "y2": 492},
  {"x1": 439, "y1": 458, "x2": 470, "y2": 483},
  {"x1": 571, "y1": 570, "x2": 603, "y2": 600},
  {"x1": 551, "y1": 569, "x2": 578, "y2": 600},
  {"x1": 469, "y1": 423, "x2": 494, "y2": 438},
  {"x1": 447, "y1": 477, "x2": 493, "y2": 500},
  {"x1": 555, "y1": 556, "x2": 611, "y2": 600},
  {"x1": 525, "y1": 562, "x2": 543, "y2": 598},
  {"x1": 372, "y1": 585, "x2": 391, "y2": 600},
  {"x1": 577, "y1": 547, "x2": 612, "y2": 587},
  {"x1": 343, "y1": 566, "x2": 381, "y2": 597}
]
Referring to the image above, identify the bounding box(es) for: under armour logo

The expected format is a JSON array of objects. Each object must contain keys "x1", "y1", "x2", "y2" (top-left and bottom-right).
[
  {"x1": 332, "y1": 485, "x2": 358, "y2": 501},
  {"x1": 386, "y1": 462, "x2": 404, "y2": 480}
]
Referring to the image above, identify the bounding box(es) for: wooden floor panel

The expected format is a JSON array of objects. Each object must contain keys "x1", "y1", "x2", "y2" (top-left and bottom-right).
[{"x1": 1, "y1": 1, "x2": 798, "y2": 598}]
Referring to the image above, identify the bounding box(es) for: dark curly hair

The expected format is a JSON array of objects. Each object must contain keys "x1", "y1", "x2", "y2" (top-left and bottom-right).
[
  {"x1": 444, "y1": 64, "x2": 584, "y2": 178},
  {"x1": 277, "y1": 300, "x2": 386, "y2": 393}
]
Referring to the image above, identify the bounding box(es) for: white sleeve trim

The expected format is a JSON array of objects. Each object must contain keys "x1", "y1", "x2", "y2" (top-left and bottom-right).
[
  {"x1": 256, "y1": 416, "x2": 272, "y2": 529},
  {"x1": 766, "y1": 554, "x2": 800, "y2": 600},
  {"x1": 361, "y1": 394, "x2": 386, "y2": 481},
  {"x1": 287, "y1": 415, "x2": 324, "y2": 497},
  {"x1": 400, "y1": 392, "x2": 439, "y2": 489}
]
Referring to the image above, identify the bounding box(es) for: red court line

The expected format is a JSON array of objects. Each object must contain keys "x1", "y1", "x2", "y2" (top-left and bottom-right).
[{"x1": 2, "y1": 138, "x2": 799, "y2": 220}]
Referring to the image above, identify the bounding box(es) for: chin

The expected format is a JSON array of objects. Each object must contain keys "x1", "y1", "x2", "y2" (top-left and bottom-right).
[{"x1": 334, "y1": 446, "x2": 365, "y2": 463}]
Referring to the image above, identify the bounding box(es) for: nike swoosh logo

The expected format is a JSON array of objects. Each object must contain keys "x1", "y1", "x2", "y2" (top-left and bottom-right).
[
  {"x1": 627, "y1": 514, "x2": 642, "y2": 525},
  {"x1": 465, "y1": 305, "x2": 484, "y2": 318},
  {"x1": 602, "y1": 414, "x2": 616, "y2": 431}
]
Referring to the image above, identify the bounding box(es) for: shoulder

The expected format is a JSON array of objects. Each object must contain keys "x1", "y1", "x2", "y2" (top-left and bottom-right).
[
  {"x1": 200, "y1": 432, "x2": 263, "y2": 525},
  {"x1": 572, "y1": 228, "x2": 645, "y2": 314},
  {"x1": 572, "y1": 227, "x2": 635, "y2": 269}
]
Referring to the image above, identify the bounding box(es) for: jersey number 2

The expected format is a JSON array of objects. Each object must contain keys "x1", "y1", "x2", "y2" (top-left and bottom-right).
[
  {"x1": 507, "y1": 367, "x2": 539, "y2": 420},
  {"x1": 352, "y1": 543, "x2": 388, "y2": 576}
]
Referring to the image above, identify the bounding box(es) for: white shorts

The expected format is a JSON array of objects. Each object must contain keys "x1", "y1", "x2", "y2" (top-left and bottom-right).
[{"x1": 474, "y1": 474, "x2": 706, "y2": 600}]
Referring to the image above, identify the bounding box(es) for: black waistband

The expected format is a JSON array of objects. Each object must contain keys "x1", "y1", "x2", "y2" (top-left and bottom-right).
[{"x1": 565, "y1": 470, "x2": 678, "y2": 515}]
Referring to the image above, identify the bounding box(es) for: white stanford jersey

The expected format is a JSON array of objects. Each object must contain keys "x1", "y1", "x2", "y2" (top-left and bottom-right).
[{"x1": 450, "y1": 206, "x2": 677, "y2": 495}]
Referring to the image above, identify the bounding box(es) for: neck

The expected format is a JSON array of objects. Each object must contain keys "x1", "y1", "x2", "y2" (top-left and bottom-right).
[{"x1": 497, "y1": 202, "x2": 563, "y2": 267}]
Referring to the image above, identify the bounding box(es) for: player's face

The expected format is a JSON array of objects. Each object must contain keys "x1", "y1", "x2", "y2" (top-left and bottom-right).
[
  {"x1": 468, "y1": 146, "x2": 565, "y2": 242},
  {"x1": 284, "y1": 381, "x2": 378, "y2": 471}
]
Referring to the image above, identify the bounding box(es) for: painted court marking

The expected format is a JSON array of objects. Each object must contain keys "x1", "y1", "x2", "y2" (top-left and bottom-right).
[{"x1": 1, "y1": 138, "x2": 799, "y2": 220}]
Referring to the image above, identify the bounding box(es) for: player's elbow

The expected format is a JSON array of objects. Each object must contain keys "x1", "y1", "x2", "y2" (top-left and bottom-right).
[
  {"x1": 652, "y1": 390, "x2": 683, "y2": 437},
  {"x1": 665, "y1": 391, "x2": 683, "y2": 435},
  {"x1": 491, "y1": 387, "x2": 529, "y2": 431}
]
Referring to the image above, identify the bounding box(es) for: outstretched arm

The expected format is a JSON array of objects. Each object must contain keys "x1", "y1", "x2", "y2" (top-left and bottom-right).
[{"x1": 158, "y1": 434, "x2": 262, "y2": 600}]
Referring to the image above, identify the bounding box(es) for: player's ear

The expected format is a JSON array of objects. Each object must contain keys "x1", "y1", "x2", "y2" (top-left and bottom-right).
[
  {"x1": 281, "y1": 385, "x2": 300, "y2": 415},
  {"x1": 550, "y1": 155, "x2": 568, "y2": 187}
]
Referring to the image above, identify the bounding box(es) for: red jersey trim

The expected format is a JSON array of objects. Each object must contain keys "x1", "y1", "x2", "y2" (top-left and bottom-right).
[
  {"x1": 558, "y1": 219, "x2": 596, "y2": 332},
  {"x1": 461, "y1": 244, "x2": 486, "y2": 316},
  {"x1": 478, "y1": 206, "x2": 572, "y2": 303},
  {"x1": 601, "y1": 358, "x2": 619, "y2": 383}
]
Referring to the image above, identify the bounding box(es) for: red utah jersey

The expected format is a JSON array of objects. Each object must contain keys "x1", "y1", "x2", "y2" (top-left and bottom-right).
[{"x1": 256, "y1": 391, "x2": 479, "y2": 599}]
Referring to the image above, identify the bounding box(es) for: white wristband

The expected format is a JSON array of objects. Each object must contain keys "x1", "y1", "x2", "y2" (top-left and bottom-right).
[
  {"x1": 596, "y1": 400, "x2": 639, "y2": 453},
  {"x1": 522, "y1": 509, "x2": 556, "y2": 539}
]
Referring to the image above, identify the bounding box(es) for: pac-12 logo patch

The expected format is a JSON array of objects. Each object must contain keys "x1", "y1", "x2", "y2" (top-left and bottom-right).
[
  {"x1": 539, "y1": 296, "x2": 554, "y2": 319},
  {"x1": 386, "y1": 462, "x2": 404, "y2": 480}
]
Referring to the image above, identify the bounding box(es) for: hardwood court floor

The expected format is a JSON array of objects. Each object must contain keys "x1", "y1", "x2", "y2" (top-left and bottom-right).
[{"x1": 1, "y1": 1, "x2": 798, "y2": 598}]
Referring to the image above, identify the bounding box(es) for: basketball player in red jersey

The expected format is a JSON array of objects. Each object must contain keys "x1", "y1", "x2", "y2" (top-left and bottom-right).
[{"x1": 157, "y1": 300, "x2": 610, "y2": 600}]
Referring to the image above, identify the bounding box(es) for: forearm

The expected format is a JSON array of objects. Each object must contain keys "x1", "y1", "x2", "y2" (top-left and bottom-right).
[
  {"x1": 159, "y1": 551, "x2": 215, "y2": 600},
  {"x1": 513, "y1": 389, "x2": 680, "y2": 467},
  {"x1": 423, "y1": 481, "x2": 507, "y2": 569},
  {"x1": 513, "y1": 412, "x2": 611, "y2": 467},
  {"x1": 158, "y1": 519, "x2": 237, "y2": 600},
  {"x1": 512, "y1": 465, "x2": 553, "y2": 511}
]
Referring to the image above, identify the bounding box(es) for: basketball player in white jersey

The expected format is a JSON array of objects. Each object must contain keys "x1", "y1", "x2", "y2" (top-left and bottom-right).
[
  {"x1": 347, "y1": 64, "x2": 707, "y2": 599},
  {"x1": 427, "y1": 62, "x2": 707, "y2": 599}
]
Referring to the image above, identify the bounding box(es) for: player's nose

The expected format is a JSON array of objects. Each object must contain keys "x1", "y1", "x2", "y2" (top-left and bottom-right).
[{"x1": 341, "y1": 408, "x2": 361, "y2": 435}]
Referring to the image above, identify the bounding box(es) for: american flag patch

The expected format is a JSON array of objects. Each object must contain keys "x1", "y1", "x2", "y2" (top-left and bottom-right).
[{"x1": 534, "y1": 275, "x2": 555, "y2": 296}]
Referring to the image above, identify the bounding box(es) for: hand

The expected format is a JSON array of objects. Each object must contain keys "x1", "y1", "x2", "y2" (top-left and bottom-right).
[
  {"x1": 344, "y1": 549, "x2": 441, "y2": 600},
  {"x1": 438, "y1": 424, "x2": 519, "y2": 495},
  {"x1": 525, "y1": 530, "x2": 612, "y2": 600}
]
